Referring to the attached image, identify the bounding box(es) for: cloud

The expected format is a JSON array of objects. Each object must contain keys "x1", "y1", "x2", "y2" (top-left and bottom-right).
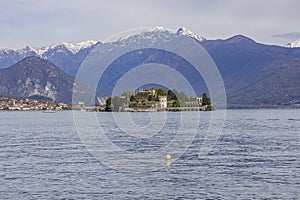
[
  {"x1": 273, "y1": 32, "x2": 300, "y2": 40},
  {"x1": 1, "y1": 0, "x2": 300, "y2": 48}
]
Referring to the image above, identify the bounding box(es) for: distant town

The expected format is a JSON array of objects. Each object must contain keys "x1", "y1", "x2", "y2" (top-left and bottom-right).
[{"x1": 0, "y1": 97, "x2": 70, "y2": 111}]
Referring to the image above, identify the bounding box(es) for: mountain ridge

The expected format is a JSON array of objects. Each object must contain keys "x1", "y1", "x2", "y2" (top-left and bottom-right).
[
  {"x1": 288, "y1": 39, "x2": 300, "y2": 48},
  {"x1": 0, "y1": 28, "x2": 299, "y2": 107},
  {"x1": 0, "y1": 56, "x2": 93, "y2": 103},
  {"x1": 0, "y1": 40, "x2": 100, "y2": 77}
]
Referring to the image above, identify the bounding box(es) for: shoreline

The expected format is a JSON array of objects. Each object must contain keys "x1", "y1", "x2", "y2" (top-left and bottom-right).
[{"x1": 1, "y1": 106, "x2": 299, "y2": 112}]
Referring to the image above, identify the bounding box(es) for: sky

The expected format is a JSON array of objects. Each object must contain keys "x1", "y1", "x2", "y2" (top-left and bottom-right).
[{"x1": 1, "y1": 0, "x2": 300, "y2": 49}]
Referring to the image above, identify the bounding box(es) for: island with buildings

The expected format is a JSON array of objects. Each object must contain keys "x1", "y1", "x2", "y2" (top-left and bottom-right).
[
  {"x1": 0, "y1": 88, "x2": 212, "y2": 112},
  {"x1": 105, "y1": 88, "x2": 213, "y2": 112}
]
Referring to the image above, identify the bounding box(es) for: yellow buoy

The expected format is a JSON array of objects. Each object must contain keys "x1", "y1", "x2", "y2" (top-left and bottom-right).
[{"x1": 165, "y1": 154, "x2": 171, "y2": 160}]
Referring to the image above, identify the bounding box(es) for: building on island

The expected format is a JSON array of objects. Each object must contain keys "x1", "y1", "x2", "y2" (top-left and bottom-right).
[
  {"x1": 185, "y1": 96, "x2": 203, "y2": 107},
  {"x1": 104, "y1": 88, "x2": 212, "y2": 112},
  {"x1": 158, "y1": 95, "x2": 167, "y2": 108},
  {"x1": 136, "y1": 88, "x2": 156, "y2": 97},
  {"x1": 196, "y1": 97, "x2": 203, "y2": 106}
]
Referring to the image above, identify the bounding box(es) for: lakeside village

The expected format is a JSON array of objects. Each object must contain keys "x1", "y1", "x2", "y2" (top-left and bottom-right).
[
  {"x1": 0, "y1": 96, "x2": 70, "y2": 111},
  {"x1": 0, "y1": 88, "x2": 212, "y2": 112}
]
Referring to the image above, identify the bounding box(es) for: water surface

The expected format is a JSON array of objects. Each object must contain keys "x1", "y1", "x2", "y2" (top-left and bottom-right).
[{"x1": 0, "y1": 110, "x2": 299, "y2": 199}]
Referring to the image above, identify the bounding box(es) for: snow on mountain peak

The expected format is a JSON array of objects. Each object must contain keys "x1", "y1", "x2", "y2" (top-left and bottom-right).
[
  {"x1": 17, "y1": 46, "x2": 37, "y2": 54},
  {"x1": 37, "y1": 40, "x2": 99, "y2": 55},
  {"x1": 146, "y1": 26, "x2": 169, "y2": 32},
  {"x1": 288, "y1": 39, "x2": 300, "y2": 48},
  {"x1": 177, "y1": 27, "x2": 192, "y2": 34},
  {"x1": 75, "y1": 40, "x2": 98, "y2": 47},
  {"x1": 115, "y1": 27, "x2": 172, "y2": 42},
  {"x1": 176, "y1": 27, "x2": 205, "y2": 41},
  {"x1": 111, "y1": 26, "x2": 205, "y2": 46},
  {"x1": 52, "y1": 40, "x2": 98, "y2": 54},
  {"x1": 22, "y1": 46, "x2": 35, "y2": 51},
  {"x1": 0, "y1": 48, "x2": 14, "y2": 54}
]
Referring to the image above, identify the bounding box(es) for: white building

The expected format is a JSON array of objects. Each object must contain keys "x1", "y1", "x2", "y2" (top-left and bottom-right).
[
  {"x1": 158, "y1": 95, "x2": 167, "y2": 108},
  {"x1": 196, "y1": 97, "x2": 203, "y2": 106}
]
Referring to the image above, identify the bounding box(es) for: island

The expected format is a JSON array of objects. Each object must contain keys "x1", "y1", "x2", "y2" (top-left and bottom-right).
[{"x1": 105, "y1": 88, "x2": 213, "y2": 112}]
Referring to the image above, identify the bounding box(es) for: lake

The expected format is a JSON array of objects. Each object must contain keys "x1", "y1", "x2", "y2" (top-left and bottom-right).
[{"x1": 0, "y1": 110, "x2": 299, "y2": 199}]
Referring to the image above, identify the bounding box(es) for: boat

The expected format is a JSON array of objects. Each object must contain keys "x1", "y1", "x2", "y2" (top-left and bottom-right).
[{"x1": 43, "y1": 110, "x2": 55, "y2": 113}]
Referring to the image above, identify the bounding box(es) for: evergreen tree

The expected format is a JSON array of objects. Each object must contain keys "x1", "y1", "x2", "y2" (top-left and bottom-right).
[
  {"x1": 167, "y1": 90, "x2": 177, "y2": 100},
  {"x1": 105, "y1": 97, "x2": 113, "y2": 111},
  {"x1": 148, "y1": 95, "x2": 153, "y2": 102},
  {"x1": 202, "y1": 93, "x2": 211, "y2": 106},
  {"x1": 130, "y1": 95, "x2": 136, "y2": 102},
  {"x1": 173, "y1": 100, "x2": 180, "y2": 107}
]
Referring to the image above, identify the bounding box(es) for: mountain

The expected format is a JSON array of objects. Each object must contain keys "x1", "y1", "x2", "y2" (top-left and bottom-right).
[
  {"x1": 0, "y1": 41, "x2": 99, "y2": 77},
  {"x1": 1, "y1": 28, "x2": 300, "y2": 107},
  {"x1": 288, "y1": 39, "x2": 300, "y2": 48},
  {"x1": 177, "y1": 27, "x2": 205, "y2": 41},
  {"x1": 201, "y1": 35, "x2": 300, "y2": 106},
  {"x1": 80, "y1": 28, "x2": 300, "y2": 107},
  {"x1": 0, "y1": 56, "x2": 93, "y2": 103}
]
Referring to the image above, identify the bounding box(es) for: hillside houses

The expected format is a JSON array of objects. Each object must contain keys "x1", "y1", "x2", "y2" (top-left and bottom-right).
[{"x1": 0, "y1": 97, "x2": 69, "y2": 111}]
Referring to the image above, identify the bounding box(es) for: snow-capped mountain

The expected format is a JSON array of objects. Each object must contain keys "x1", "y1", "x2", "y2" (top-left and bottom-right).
[
  {"x1": 38, "y1": 40, "x2": 98, "y2": 56},
  {"x1": 288, "y1": 39, "x2": 300, "y2": 48},
  {"x1": 73, "y1": 28, "x2": 300, "y2": 107},
  {"x1": 18, "y1": 46, "x2": 38, "y2": 56},
  {"x1": 116, "y1": 26, "x2": 171, "y2": 42},
  {"x1": 0, "y1": 40, "x2": 98, "y2": 59},
  {"x1": 0, "y1": 40, "x2": 100, "y2": 76},
  {"x1": 1, "y1": 27, "x2": 300, "y2": 106},
  {"x1": 176, "y1": 27, "x2": 205, "y2": 41},
  {"x1": 116, "y1": 27, "x2": 205, "y2": 44},
  {"x1": 0, "y1": 27, "x2": 204, "y2": 76}
]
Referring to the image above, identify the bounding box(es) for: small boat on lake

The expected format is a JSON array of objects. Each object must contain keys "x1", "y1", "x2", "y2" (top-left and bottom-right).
[{"x1": 43, "y1": 110, "x2": 55, "y2": 113}]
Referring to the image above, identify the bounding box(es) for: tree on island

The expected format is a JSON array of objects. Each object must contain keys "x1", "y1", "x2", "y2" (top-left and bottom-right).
[
  {"x1": 105, "y1": 88, "x2": 213, "y2": 111},
  {"x1": 167, "y1": 90, "x2": 178, "y2": 100},
  {"x1": 202, "y1": 92, "x2": 213, "y2": 110},
  {"x1": 105, "y1": 97, "x2": 113, "y2": 111},
  {"x1": 147, "y1": 95, "x2": 153, "y2": 102},
  {"x1": 155, "y1": 88, "x2": 168, "y2": 96},
  {"x1": 106, "y1": 96, "x2": 129, "y2": 111},
  {"x1": 172, "y1": 99, "x2": 181, "y2": 107},
  {"x1": 121, "y1": 89, "x2": 134, "y2": 101},
  {"x1": 130, "y1": 95, "x2": 136, "y2": 103},
  {"x1": 202, "y1": 93, "x2": 211, "y2": 106}
]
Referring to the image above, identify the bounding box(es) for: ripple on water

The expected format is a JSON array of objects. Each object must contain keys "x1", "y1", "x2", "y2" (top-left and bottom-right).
[{"x1": 0, "y1": 110, "x2": 299, "y2": 199}]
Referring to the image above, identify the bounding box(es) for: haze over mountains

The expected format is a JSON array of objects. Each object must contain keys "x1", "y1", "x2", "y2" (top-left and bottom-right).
[{"x1": 0, "y1": 27, "x2": 299, "y2": 107}]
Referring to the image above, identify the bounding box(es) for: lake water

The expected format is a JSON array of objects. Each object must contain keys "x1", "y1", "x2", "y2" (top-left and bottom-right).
[{"x1": 0, "y1": 110, "x2": 299, "y2": 199}]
